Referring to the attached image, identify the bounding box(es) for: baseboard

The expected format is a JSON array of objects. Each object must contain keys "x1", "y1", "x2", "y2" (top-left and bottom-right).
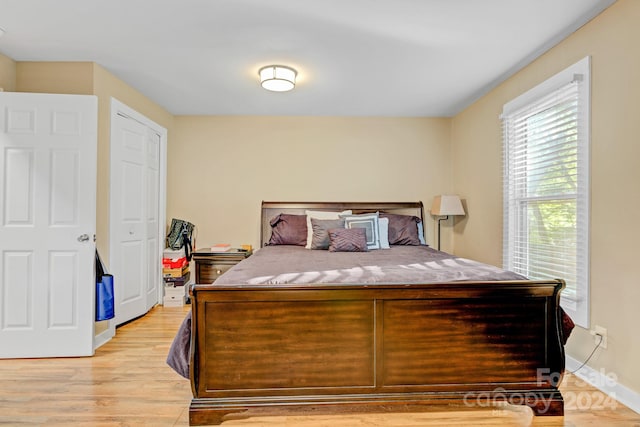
[
  {"x1": 566, "y1": 355, "x2": 640, "y2": 414},
  {"x1": 93, "y1": 324, "x2": 115, "y2": 350}
]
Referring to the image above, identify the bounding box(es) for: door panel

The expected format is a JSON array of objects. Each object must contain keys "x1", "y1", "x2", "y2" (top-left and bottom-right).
[
  {"x1": 49, "y1": 251, "x2": 77, "y2": 327},
  {"x1": 112, "y1": 113, "x2": 161, "y2": 325},
  {"x1": 3, "y1": 251, "x2": 32, "y2": 328},
  {"x1": 121, "y1": 241, "x2": 144, "y2": 302},
  {"x1": 113, "y1": 118, "x2": 146, "y2": 323},
  {"x1": 0, "y1": 92, "x2": 97, "y2": 358},
  {"x1": 4, "y1": 148, "x2": 34, "y2": 224}
]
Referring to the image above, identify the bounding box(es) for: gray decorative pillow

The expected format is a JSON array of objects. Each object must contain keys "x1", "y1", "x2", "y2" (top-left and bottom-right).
[
  {"x1": 310, "y1": 218, "x2": 345, "y2": 250},
  {"x1": 328, "y1": 228, "x2": 368, "y2": 252},
  {"x1": 305, "y1": 210, "x2": 352, "y2": 248},
  {"x1": 341, "y1": 213, "x2": 380, "y2": 250}
]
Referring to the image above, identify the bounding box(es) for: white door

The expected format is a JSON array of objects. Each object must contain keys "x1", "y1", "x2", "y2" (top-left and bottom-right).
[
  {"x1": 0, "y1": 92, "x2": 97, "y2": 358},
  {"x1": 110, "y1": 104, "x2": 163, "y2": 325}
]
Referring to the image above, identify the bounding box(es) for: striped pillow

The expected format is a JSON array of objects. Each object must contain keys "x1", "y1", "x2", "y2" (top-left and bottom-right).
[{"x1": 328, "y1": 228, "x2": 368, "y2": 252}]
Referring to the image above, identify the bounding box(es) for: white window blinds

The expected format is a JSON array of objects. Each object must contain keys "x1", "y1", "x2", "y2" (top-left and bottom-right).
[{"x1": 502, "y1": 57, "x2": 590, "y2": 327}]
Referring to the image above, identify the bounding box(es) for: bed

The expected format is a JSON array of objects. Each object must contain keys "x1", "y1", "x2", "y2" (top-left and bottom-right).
[{"x1": 168, "y1": 201, "x2": 572, "y2": 425}]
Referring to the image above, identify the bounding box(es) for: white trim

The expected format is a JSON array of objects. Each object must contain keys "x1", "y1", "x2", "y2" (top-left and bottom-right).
[
  {"x1": 93, "y1": 325, "x2": 113, "y2": 349},
  {"x1": 502, "y1": 56, "x2": 591, "y2": 328},
  {"x1": 108, "y1": 98, "x2": 167, "y2": 337},
  {"x1": 502, "y1": 56, "x2": 590, "y2": 116},
  {"x1": 566, "y1": 356, "x2": 640, "y2": 415}
]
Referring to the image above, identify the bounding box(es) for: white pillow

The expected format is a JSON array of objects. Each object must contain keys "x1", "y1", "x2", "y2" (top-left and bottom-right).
[
  {"x1": 305, "y1": 210, "x2": 352, "y2": 249},
  {"x1": 378, "y1": 217, "x2": 390, "y2": 249}
]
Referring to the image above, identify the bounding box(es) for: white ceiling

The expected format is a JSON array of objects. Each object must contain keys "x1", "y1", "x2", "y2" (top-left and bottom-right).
[{"x1": 0, "y1": 0, "x2": 616, "y2": 117}]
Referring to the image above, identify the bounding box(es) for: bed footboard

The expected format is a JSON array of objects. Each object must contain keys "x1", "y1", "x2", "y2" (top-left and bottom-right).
[{"x1": 189, "y1": 280, "x2": 565, "y2": 425}]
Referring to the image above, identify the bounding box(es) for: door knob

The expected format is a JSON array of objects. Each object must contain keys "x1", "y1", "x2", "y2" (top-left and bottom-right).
[{"x1": 77, "y1": 234, "x2": 90, "y2": 242}]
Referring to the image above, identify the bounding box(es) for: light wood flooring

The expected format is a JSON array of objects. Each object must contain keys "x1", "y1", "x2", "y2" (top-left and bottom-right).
[{"x1": 1, "y1": 304, "x2": 638, "y2": 426}]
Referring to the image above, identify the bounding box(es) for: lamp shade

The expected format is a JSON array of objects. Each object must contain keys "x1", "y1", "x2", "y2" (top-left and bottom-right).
[
  {"x1": 431, "y1": 195, "x2": 465, "y2": 216},
  {"x1": 259, "y1": 65, "x2": 297, "y2": 92}
]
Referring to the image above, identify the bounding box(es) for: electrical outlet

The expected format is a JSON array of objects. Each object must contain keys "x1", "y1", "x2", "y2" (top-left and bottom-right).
[{"x1": 591, "y1": 325, "x2": 608, "y2": 349}]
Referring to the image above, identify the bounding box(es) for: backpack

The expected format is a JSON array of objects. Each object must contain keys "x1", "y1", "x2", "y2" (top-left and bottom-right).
[{"x1": 166, "y1": 218, "x2": 195, "y2": 261}]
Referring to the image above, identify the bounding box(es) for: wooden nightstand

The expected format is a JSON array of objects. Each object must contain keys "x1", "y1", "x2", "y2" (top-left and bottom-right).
[{"x1": 192, "y1": 248, "x2": 252, "y2": 284}]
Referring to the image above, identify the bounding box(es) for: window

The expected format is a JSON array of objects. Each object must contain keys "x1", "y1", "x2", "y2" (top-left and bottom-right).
[{"x1": 502, "y1": 57, "x2": 590, "y2": 327}]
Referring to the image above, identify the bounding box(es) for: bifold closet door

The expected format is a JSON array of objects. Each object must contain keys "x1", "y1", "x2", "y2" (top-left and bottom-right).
[{"x1": 111, "y1": 113, "x2": 159, "y2": 325}]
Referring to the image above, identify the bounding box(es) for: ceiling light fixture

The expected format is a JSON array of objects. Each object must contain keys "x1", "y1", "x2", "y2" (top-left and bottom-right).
[{"x1": 259, "y1": 65, "x2": 297, "y2": 92}]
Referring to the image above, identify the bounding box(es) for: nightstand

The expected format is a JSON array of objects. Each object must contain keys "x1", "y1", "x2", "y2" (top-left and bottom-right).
[{"x1": 192, "y1": 248, "x2": 252, "y2": 284}]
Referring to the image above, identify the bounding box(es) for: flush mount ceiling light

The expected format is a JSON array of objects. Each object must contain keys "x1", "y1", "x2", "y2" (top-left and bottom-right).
[{"x1": 258, "y1": 65, "x2": 297, "y2": 92}]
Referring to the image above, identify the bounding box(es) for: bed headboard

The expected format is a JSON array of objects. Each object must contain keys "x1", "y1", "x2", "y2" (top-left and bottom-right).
[{"x1": 260, "y1": 201, "x2": 425, "y2": 248}]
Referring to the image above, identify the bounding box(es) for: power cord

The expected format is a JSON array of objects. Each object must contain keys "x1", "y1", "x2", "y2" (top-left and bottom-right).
[{"x1": 570, "y1": 333, "x2": 604, "y2": 374}]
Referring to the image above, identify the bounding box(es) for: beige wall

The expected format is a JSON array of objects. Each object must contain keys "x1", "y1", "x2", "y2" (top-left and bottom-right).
[
  {"x1": 169, "y1": 116, "x2": 452, "y2": 250},
  {"x1": 16, "y1": 62, "x2": 94, "y2": 94},
  {"x1": 452, "y1": 0, "x2": 640, "y2": 395},
  {"x1": 0, "y1": 52, "x2": 16, "y2": 91}
]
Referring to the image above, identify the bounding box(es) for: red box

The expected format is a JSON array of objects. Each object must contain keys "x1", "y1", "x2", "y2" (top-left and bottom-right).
[{"x1": 162, "y1": 257, "x2": 187, "y2": 269}]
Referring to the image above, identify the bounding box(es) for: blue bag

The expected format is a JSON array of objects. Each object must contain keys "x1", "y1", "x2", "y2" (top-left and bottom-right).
[
  {"x1": 96, "y1": 274, "x2": 115, "y2": 321},
  {"x1": 95, "y1": 250, "x2": 115, "y2": 321}
]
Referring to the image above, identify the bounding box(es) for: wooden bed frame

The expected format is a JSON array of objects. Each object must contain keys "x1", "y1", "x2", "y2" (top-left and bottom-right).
[{"x1": 188, "y1": 201, "x2": 566, "y2": 425}]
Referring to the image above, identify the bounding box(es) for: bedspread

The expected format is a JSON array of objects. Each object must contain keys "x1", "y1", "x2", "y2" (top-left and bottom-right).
[{"x1": 214, "y1": 245, "x2": 527, "y2": 285}]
